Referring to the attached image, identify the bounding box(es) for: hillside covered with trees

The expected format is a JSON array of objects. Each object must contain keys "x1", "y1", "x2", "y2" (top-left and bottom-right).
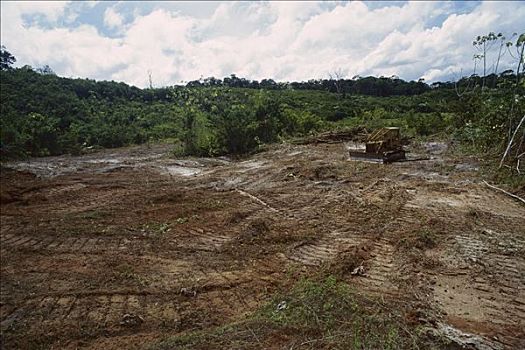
[{"x1": 1, "y1": 35, "x2": 524, "y2": 185}]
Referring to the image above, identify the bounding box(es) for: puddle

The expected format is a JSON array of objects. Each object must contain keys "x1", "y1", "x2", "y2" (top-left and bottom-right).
[
  {"x1": 455, "y1": 163, "x2": 479, "y2": 172},
  {"x1": 170, "y1": 160, "x2": 204, "y2": 168},
  {"x1": 287, "y1": 151, "x2": 303, "y2": 156},
  {"x1": 2, "y1": 145, "x2": 216, "y2": 178},
  {"x1": 400, "y1": 171, "x2": 449, "y2": 182},
  {"x1": 239, "y1": 160, "x2": 265, "y2": 168},
  {"x1": 162, "y1": 165, "x2": 202, "y2": 177},
  {"x1": 4, "y1": 160, "x2": 81, "y2": 177},
  {"x1": 424, "y1": 142, "x2": 448, "y2": 155},
  {"x1": 222, "y1": 177, "x2": 244, "y2": 189},
  {"x1": 236, "y1": 160, "x2": 267, "y2": 173},
  {"x1": 85, "y1": 158, "x2": 122, "y2": 164}
]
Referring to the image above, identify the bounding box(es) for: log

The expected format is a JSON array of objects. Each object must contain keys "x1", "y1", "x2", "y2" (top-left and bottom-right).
[
  {"x1": 499, "y1": 115, "x2": 525, "y2": 168},
  {"x1": 235, "y1": 189, "x2": 279, "y2": 212},
  {"x1": 483, "y1": 180, "x2": 525, "y2": 205}
]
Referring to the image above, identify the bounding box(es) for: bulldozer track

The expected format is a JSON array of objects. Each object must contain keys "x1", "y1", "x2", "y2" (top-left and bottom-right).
[
  {"x1": 431, "y1": 232, "x2": 525, "y2": 346},
  {"x1": 471, "y1": 252, "x2": 525, "y2": 321},
  {"x1": 288, "y1": 239, "x2": 339, "y2": 266},
  {"x1": 0, "y1": 233, "x2": 132, "y2": 253},
  {"x1": 178, "y1": 228, "x2": 233, "y2": 251},
  {"x1": 287, "y1": 232, "x2": 370, "y2": 267},
  {"x1": 1, "y1": 294, "x2": 179, "y2": 331},
  {"x1": 0, "y1": 286, "x2": 261, "y2": 336},
  {"x1": 0, "y1": 228, "x2": 243, "y2": 254},
  {"x1": 359, "y1": 239, "x2": 397, "y2": 292}
]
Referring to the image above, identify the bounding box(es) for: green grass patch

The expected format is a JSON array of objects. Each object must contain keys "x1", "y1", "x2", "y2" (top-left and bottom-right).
[
  {"x1": 148, "y1": 276, "x2": 448, "y2": 349},
  {"x1": 142, "y1": 222, "x2": 171, "y2": 235}
]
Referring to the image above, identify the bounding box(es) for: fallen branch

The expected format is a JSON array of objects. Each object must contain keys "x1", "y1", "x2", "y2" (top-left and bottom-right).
[
  {"x1": 499, "y1": 115, "x2": 525, "y2": 168},
  {"x1": 245, "y1": 324, "x2": 262, "y2": 346},
  {"x1": 235, "y1": 189, "x2": 279, "y2": 212},
  {"x1": 483, "y1": 180, "x2": 525, "y2": 205}
]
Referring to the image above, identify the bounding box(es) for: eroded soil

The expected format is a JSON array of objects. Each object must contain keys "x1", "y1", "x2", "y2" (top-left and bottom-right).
[{"x1": 1, "y1": 141, "x2": 524, "y2": 349}]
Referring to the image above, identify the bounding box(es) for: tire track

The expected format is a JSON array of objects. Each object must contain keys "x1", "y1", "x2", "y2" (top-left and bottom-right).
[
  {"x1": 0, "y1": 233, "x2": 123, "y2": 253},
  {"x1": 357, "y1": 238, "x2": 398, "y2": 294},
  {"x1": 207, "y1": 265, "x2": 256, "y2": 312},
  {"x1": 177, "y1": 228, "x2": 233, "y2": 251},
  {"x1": 433, "y1": 230, "x2": 525, "y2": 347},
  {"x1": 287, "y1": 232, "x2": 371, "y2": 266},
  {"x1": 1, "y1": 293, "x2": 178, "y2": 332},
  {"x1": 0, "y1": 281, "x2": 260, "y2": 337},
  {"x1": 472, "y1": 254, "x2": 525, "y2": 322}
]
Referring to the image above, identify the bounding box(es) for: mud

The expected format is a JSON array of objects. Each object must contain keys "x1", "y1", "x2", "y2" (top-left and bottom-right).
[{"x1": 1, "y1": 141, "x2": 524, "y2": 349}]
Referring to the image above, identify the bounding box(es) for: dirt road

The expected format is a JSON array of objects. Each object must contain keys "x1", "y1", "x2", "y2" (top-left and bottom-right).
[{"x1": 1, "y1": 141, "x2": 524, "y2": 349}]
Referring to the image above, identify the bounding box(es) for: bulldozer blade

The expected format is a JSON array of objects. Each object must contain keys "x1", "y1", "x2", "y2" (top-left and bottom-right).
[
  {"x1": 349, "y1": 151, "x2": 385, "y2": 163},
  {"x1": 349, "y1": 150, "x2": 406, "y2": 164}
]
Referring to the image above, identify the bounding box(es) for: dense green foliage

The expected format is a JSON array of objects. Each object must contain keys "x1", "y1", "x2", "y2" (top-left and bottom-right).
[
  {"x1": 1, "y1": 31, "x2": 524, "y2": 180},
  {"x1": 0, "y1": 45, "x2": 16, "y2": 71},
  {"x1": 0, "y1": 66, "x2": 416, "y2": 158},
  {"x1": 0, "y1": 65, "x2": 523, "y2": 160},
  {"x1": 186, "y1": 74, "x2": 431, "y2": 96}
]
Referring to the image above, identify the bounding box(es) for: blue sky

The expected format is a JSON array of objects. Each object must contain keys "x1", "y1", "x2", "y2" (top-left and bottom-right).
[{"x1": 1, "y1": 1, "x2": 523, "y2": 87}]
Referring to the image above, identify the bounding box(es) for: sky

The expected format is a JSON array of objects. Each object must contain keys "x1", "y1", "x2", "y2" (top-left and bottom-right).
[{"x1": 0, "y1": 1, "x2": 523, "y2": 88}]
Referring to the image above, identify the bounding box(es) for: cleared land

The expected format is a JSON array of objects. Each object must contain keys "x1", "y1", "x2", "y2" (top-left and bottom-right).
[{"x1": 1, "y1": 140, "x2": 524, "y2": 349}]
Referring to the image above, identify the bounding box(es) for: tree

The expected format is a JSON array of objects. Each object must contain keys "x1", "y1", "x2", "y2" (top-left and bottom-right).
[
  {"x1": 36, "y1": 65, "x2": 55, "y2": 75},
  {"x1": 0, "y1": 46, "x2": 16, "y2": 70},
  {"x1": 499, "y1": 32, "x2": 525, "y2": 169},
  {"x1": 472, "y1": 32, "x2": 501, "y2": 89},
  {"x1": 253, "y1": 91, "x2": 282, "y2": 143},
  {"x1": 328, "y1": 69, "x2": 345, "y2": 98},
  {"x1": 512, "y1": 33, "x2": 525, "y2": 82}
]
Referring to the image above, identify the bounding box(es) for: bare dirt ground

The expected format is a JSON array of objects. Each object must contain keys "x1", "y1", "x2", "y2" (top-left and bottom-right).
[{"x1": 1, "y1": 141, "x2": 524, "y2": 349}]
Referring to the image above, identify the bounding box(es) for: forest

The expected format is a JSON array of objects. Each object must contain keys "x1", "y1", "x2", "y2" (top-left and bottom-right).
[{"x1": 1, "y1": 36, "x2": 524, "y2": 185}]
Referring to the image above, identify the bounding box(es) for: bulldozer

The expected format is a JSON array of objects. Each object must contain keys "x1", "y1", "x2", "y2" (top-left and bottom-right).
[{"x1": 349, "y1": 127, "x2": 406, "y2": 163}]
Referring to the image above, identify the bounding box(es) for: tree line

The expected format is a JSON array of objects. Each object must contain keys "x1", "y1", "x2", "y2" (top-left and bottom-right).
[
  {"x1": 185, "y1": 74, "x2": 431, "y2": 97},
  {"x1": 1, "y1": 35, "x2": 523, "y2": 181}
]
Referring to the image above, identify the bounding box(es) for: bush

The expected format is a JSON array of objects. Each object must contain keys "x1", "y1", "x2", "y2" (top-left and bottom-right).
[{"x1": 406, "y1": 112, "x2": 450, "y2": 136}]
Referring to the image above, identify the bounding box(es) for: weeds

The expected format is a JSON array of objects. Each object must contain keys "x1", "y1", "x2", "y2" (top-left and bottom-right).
[
  {"x1": 175, "y1": 217, "x2": 188, "y2": 224},
  {"x1": 113, "y1": 263, "x2": 148, "y2": 286},
  {"x1": 399, "y1": 228, "x2": 438, "y2": 250},
  {"x1": 417, "y1": 229, "x2": 437, "y2": 249},
  {"x1": 78, "y1": 210, "x2": 109, "y2": 220},
  {"x1": 149, "y1": 276, "x2": 442, "y2": 349},
  {"x1": 143, "y1": 222, "x2": 171, "y2": 235}
]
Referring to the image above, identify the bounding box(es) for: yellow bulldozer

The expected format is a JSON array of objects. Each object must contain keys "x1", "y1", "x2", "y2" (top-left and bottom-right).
[{"x1": 349, "y1": 127, "x2": 406, "y2": 163}]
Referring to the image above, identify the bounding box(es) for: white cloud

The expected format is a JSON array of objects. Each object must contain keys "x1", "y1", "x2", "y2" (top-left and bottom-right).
[
  {"x1": 1, "y1": 1, "x2": 523, "y2": 87},
  {"x1": 84, "y1": 1, "x2": 99, "y2": 9},
  {"x1": 103, "y1": 6, "x2": 124, "y2": 30},
  {"x1": 0, "y1": 1, "x2": 69, "y2": 32}
]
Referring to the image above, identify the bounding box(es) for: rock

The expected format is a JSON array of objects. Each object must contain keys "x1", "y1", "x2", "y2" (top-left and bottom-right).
[
  {"x1": 120, "y1": 313, "x2": 144, "y2": 327},
  {"x1": 180, "y1": 287, "x2": 197, "y2": 297},
  {"x1": 276, "y1": 301, "x2": 287, "y2": 311},
  {"x1": 436, "y1": 323, "x2": 503, "y2": 350},
  {"x1": 351, "y1": 265, "x2": 365, "y2": 276}
]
